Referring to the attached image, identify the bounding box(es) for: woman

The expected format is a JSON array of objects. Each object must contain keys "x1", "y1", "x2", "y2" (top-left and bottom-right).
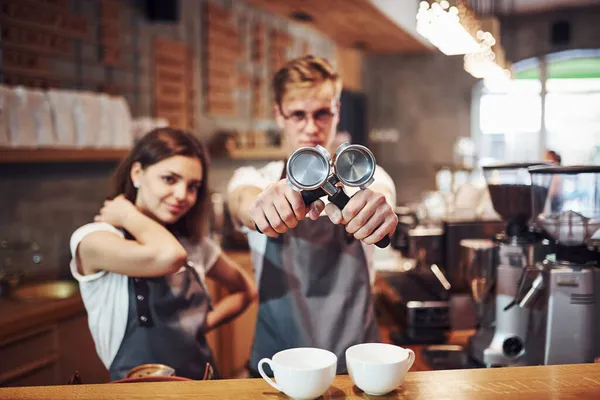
[{"x1": 70, "y1": 128, "x2": 257, "y2": 381}]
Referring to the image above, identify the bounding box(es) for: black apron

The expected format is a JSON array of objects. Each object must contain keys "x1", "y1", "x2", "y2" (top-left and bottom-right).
[
  {"x1": 109, "y1": 262, "x2": 218, "y2": 380},
  {"x1": 249, "y1": 211, "x2": 381, "y2": 376}
]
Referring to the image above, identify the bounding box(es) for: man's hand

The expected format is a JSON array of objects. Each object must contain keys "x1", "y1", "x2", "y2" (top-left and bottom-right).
[
  {"x1": 324, "y1": 188, "x2": 398, "y2": 245},
  {"x1": 250, "y1": 179, "x2": 325, "y2": 237}
]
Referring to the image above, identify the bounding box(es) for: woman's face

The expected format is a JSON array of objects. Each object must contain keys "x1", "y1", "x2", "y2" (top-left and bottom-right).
[{"x1": 131, "y1": 155, "x2": 203, "y2": 225}]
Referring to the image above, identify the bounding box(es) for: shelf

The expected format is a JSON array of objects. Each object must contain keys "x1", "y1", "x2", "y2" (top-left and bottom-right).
[
  {"x1": 228, "y1": 146, "x2": 287, "y2": 160},
  {"x1": 0, "y1": 147, "x2": 130, "y2": 164}
]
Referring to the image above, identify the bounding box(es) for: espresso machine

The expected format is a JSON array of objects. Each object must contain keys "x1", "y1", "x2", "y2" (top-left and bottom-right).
[
  {"x1": 516, "y1": 166, "x2": 600, "y2": 365},
  {"x1": 467, "y1": 163, "x2": 550, "y2": 367}
]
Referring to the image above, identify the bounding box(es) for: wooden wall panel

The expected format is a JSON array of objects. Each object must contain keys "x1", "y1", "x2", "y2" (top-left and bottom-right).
[
  {"x1": 2, "y1": 49, "x2": 52, "y2": 77},
  {"x1": 100, "y1": 1, "x2": 120, "y2": 21},
  {"x1": 335, "y1": 46, "x2": 363, "y2": 92},
  {"x1": 1, "y1": 22, "x2": 73, "y2": 56},
  {"x1": 154, "y1": 37, "x2": 193, "y2": 130},
  {"x1": 269, "y1": 28, "x2": 290, "y2": 73},
  {"x1": 251, "y1": 22, "x2": 264, "y2": 64},
  {"x1": 203, "y1": 2, "x2": 242, "y2": 117},
  {"x1": 265, "y1": 28, "x2": 292, "y2": 119},
  {"x1": 252, "y1": 76, "x2": 265, "y2": 119},
  {"x1": 247, "y1": 0, "x2": 429, "y2": 54},
  {"x1": 2, "y1": 74, "x2": 61, "y2": 89},
  {"x1": 0, "y1": 0, "x2": 87, "y2": 38},
  {"x1": 99, "y1": 1, "x2": 122, "y2": 67}
]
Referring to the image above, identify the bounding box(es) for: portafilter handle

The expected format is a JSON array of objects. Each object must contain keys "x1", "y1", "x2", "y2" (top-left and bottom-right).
[
  {"x1": 320, "y1": 175, "x2": 390, "y2": 249},
  {"x1": 330, "y1": 143, "x2": 390, "y2": 248},
  {"x1": 328, "y1": 192, "x2": 391, "y2": 249},
  {"x1": 519, "y1": 271, "x2": 545, "y2": 309},
  {"x1": 254, "y1": 188, "x2": 326, "y2": 233},
  {"x1": 255, "y1": 145, "x2": 331, "y2": 234},
  {"x1": 255, "y1": 179, "x2": 390, "y2": 248},
  {"x1": 503, "y1": 264, "x2": 544, "y2": 311}
]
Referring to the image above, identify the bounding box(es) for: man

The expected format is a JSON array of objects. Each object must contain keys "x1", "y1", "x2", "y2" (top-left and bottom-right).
[{"x1": 227, "y1": 55, "x2": 398, "y2": 376}]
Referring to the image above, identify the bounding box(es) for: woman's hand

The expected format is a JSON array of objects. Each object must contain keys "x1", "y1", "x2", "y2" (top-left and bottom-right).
[
  {"x1": 204, "y1": 253, "x2": 258, "y2": 333},
  {"x1": 80, "y1": 194, "x2": 187, "y2": 277},
  {"x1": 94, "y1": 195, "x2": 137, "y2": 227}
]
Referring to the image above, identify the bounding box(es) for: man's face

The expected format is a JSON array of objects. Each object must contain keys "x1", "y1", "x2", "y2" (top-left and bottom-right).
[{"x1": 275, "y1": 82, "x2": 340, "y2": 153}]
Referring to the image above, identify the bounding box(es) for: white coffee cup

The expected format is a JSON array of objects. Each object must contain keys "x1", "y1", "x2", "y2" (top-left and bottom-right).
[
  {"x1": 258, "y1": 347, "x2": 337, "y2": 400},
  {"x1": 346, "y1": 343, "x2": 415, "y2": 396}
]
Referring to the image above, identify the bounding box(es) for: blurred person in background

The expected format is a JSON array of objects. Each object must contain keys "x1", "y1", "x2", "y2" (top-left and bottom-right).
[
  {"x1": 544, "y1": 150, "x2": 562, "y2": 165},
  {"x1": 544, "y1": 150, "x2": 563, "y2": 211}
]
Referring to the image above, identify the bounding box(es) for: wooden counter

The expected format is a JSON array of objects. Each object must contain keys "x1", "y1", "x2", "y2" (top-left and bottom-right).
[
  {"x1": 0, "y1": 294, "x2": 108, "y2": 386},
  {"x1": 2, "y1": 364, "x2": 600, "y2": 399},
  {"x1": 0, "y1": 296, "x2": 85, "y2": 342}
]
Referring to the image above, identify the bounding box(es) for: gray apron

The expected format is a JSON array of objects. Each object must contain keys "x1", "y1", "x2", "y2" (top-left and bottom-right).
[
  {"x1": 249, "y1": 215, "x2": 381, "y2": 376},
  {"x1": 109, "y1": 262, "x2": 218, "y2": 380}
]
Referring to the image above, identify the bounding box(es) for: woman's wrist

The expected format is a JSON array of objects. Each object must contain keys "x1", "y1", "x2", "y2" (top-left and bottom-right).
[
  {"x1": 121, "y1": 206, "x2": 146, "y2": 236},
  {"x1": 203, "y1": 311, "x2": 214, "y2": 333}
]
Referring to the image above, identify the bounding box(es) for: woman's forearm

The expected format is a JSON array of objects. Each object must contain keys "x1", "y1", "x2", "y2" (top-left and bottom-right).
[
  {"x1": 204, "y1": 291, "x2": 254, "y2": 332},
  {"x1": 124, "y1": 210, "x2": 186, "y2": 253},
  {"x1": 203, "y1": 252, "x2": 258, "y2": 332},
  {"x1": 122, "y1": 210, "x2": 188, "y2": 273}
]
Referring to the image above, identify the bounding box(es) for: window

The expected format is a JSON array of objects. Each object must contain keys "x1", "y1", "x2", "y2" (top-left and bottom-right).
[
  {"x1": 473, "y1": 49, "x2": 600, "y2": 165},
  {"x1": 545, "y1": 78, "x2": 600, "y2": 165}
]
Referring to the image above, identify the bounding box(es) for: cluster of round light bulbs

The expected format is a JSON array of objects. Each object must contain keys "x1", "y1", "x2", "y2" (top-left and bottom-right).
[{"x1": 417, "y1": 1, "x2": 511, "y2": 84}]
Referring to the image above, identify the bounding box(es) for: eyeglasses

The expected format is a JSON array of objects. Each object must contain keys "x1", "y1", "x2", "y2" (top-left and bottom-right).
[{"x1": 280, "y1": 106, "x2": 336, "y2": 129}]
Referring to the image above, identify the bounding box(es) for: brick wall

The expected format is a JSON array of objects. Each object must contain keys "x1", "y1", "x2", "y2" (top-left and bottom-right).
[{"x1": 0, "y1": 0, "x2": 335, "y2": 279}]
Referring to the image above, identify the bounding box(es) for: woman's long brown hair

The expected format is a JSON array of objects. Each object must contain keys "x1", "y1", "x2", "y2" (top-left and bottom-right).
[{"x1": 110, "y1": 127, "x2": 211, "y2": 242}]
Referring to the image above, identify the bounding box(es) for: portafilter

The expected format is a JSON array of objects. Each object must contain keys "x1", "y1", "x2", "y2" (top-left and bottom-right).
[{"x1": 256, "y1": 143, "x2": 390, "y2": 248}]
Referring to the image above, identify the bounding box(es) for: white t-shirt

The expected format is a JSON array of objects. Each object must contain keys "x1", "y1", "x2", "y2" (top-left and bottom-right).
[
  {"x1": 69, "y1": 222, "x2": 221, "y2": 370},
  {"x1": 226, "y1": 161, "x2": 396, "y2": 284}
]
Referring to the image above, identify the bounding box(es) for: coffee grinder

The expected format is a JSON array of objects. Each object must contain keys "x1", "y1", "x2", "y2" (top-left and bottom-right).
[
  {"x1": 517, "y1": 166, "x2": 600, "y2": 365},
  {"x1": 467, "y1": 163, "x2": 549, "y2": 367},
  {"x1": 461, "y1": 238, "x2": 498, "y2": 366}
]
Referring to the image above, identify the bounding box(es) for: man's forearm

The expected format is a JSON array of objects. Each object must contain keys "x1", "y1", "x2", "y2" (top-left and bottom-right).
[
  {"x1": 228, "y1": 186, "x2": 262, "y2": 229},
  {"x1": 369, "y1": 183, "x2": 396, "y2": 208}
]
